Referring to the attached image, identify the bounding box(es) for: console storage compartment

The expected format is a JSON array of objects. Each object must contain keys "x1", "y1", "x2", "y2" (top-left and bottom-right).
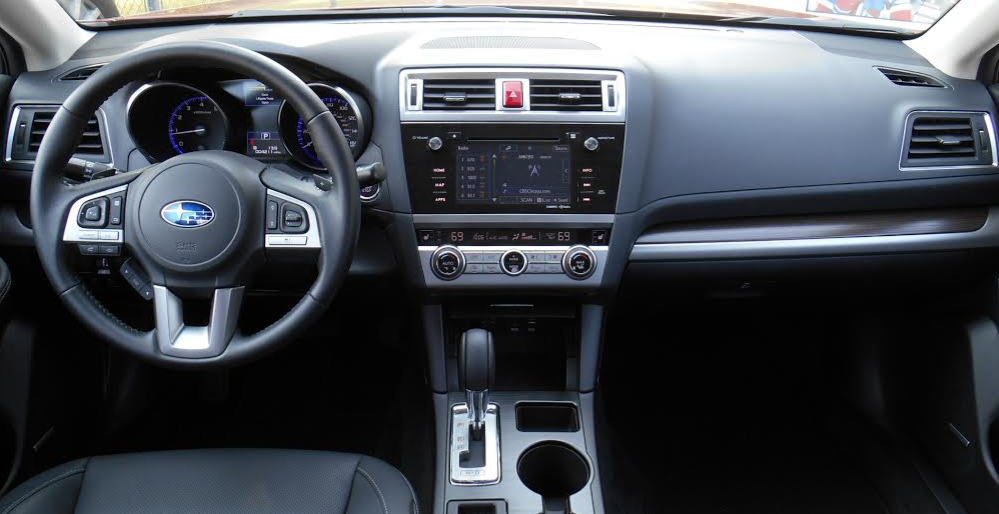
[{"x1": 516, "y1": 402, "x2": 579, "y2": 432}]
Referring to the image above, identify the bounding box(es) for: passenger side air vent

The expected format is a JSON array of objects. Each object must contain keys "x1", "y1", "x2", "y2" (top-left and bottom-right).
[
  {"x1": 877, "y1": 67, "x2": 946, "y2": 88},
  {"x1": 421, "y1": 79, "x2": 496, "y2": 110},
  {"x1": 59, "y1": 64, "x2": 105, "y2": 81},
  {"x1": 902, "y1": 112, "x2": 995, "y2": 168},
  {"x1": 529, "y1": 79, "x2": 604, "y2": 111},
  {"x1": 7, "y1": 106, "x2": 109, "y2": 163}
]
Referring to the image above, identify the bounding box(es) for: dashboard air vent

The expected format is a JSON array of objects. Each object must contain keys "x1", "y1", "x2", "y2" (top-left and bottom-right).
[
  {"x1": 902, "y1": 113, "x2": 994, "y2": 168},
  {"x1": 7, "y1": 106, "x2": 109, "y2": 163},
  {"x1": 422, "y1": 79, "x2": 496, "y2": 110},
  {"x1": 877, "y1": 67, "x2": 945, "y2": 88},
  {"x1": 529, "y1": 79, "x2": 604, "y2": 111},
  {"x1": 59, "y1": 64, "x2": 105, "y2": 81}
]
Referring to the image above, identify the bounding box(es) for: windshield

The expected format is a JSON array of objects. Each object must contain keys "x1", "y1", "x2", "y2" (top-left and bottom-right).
[{"x1": 56, "y1": 0, "x2": 958, "y2": 34}]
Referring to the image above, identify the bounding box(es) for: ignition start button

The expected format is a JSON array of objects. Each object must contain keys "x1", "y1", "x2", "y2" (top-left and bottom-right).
[{"x1": 500, "y1": 249, "x2": 528, "y2": 276}]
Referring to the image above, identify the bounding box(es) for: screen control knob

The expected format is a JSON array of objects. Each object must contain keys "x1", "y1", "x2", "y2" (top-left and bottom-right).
[
  {"x1": 563, "y1": 245, "x2": 597, "y2": 280},
  {"x1": 427, "y1": 136, "x2": 444, "y2": 151},
  {"x1": 431, "y1": 246, "x2": 464, "y2": 280},
  {"x1": 500, "y1": 249, "x2": 528, "y2": 276},
  {"x1": 583, "y1": 137, "x2": 599, "y2": 152}
]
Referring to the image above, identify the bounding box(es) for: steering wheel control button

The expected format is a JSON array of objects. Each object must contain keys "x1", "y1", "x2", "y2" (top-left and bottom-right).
[
  {"x1": 500, "y1": 249, "x2": 528, "y2": 276},
  {"x1": 432, "y1": 246, "x2": 464, "y2": 280},
  {"x1": 99, "y1": 245, "x2": 121, "y2": 256},
  {"x1": 79, "y1": 244, "x2": 100, "y2": 255},
  {"x1": 109, "y1": 195, "x2": 124, "y2": 226},
  {"x1": 583, "y1": 137, "x2": 600, "y2": 151},
  {"x1": 78, "y1": 198, "x2": 108, "y2": 228},
  {"x1": 266, "y1": 200, "x2": 279, "y2": 230},
  {"x1": 563, "y1": 246, "x2": 597, "y2": 280},
  {"x1": 427, "y1": 136, "x2": 444, "y2": 151},
  {"x1": 280, "y1": 203, "x2": 307, "y2": 233},
  {"x1": 502, "y1": 81, "x2": 524, "y2": 109},
  {"x1": 267, "y1": 235, "x2": 308, "y2": 246}
]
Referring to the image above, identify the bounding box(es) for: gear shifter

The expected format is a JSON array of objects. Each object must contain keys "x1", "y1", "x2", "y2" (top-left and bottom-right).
[{"x1": 460, "y1": 328, "x2": 495, "y2": 441}]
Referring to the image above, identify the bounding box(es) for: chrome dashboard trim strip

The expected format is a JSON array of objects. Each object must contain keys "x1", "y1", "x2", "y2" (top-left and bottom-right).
[{"x1": 630, "y1": 206, "x2": 999, "y2": 261}]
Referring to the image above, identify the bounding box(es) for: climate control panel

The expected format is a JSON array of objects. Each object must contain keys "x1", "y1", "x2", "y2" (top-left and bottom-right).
[{"x1": 430, "y1": 245, "x2": 597, "y2": 281}]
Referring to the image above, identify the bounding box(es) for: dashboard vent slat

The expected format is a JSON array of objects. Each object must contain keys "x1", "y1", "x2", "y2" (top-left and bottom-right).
[
  {"x1": 877, "y1": 67, "x2": 946, "y2": 88},
  {"x1": 529, "y1": 79, "x2": 604, "y2": 111},
  {"x1": 422, "y1": 79, "x2": 496, "y2": 110},
  {"x1": 23, "y1": 109, "x2": 105, "y2": 157},
  {"x1": 58, "y1": 64, "x2": 105, "y2": 81},
  {"x1": 902, "y1": 113, "x2": 994, "y2": 168}
]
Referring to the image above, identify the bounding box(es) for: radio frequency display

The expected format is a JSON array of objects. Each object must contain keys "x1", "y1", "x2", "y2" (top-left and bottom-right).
[{"x1": 455, "y1": 143, "x2": 571, "y2": 209}]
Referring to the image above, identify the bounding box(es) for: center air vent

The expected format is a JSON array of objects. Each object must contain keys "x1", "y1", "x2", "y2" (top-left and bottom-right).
[
  {"x1": 877, "y1": 67, "x2": 946, "y2": 88},
  {"x1": 422, "y1": 79, "x2": 496, "y2": 110},
  {"x1": 7, "y1": 106, "x2": 108, "y2": 163},
  {"x1": 529, "y1": 79, "x2": 604, "y2": 111},
  {"x1": 902, "y1": 112, "x2": 994, "y2": 168},
  {"x1": 59, "y1": 64, "x2": 105, "y2": 81}
]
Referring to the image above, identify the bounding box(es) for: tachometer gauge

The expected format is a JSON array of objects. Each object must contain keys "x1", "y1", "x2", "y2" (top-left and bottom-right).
[
  {"x1": 168, "y1": 96, "x2": 227, "y2": 154},
  {"x1": 127, "y1": 82, "x2": 230, "y2": 162},
  {"x1": 279, "y1": 84, "x2": 369, "y2": 170}
]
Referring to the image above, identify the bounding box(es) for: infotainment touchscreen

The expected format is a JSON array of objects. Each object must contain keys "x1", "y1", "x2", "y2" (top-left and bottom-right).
[
  {"x1": 402, "y1": 123, "x2": 623, "y2": 214},
  {"x1": 455, "y1": 143, "x2": 572, "y2": 208}
]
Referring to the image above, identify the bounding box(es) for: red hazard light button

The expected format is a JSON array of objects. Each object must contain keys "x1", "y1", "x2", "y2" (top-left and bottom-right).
[{"x1": 502, "y1": 81, "x2": 523, "y2": 108}]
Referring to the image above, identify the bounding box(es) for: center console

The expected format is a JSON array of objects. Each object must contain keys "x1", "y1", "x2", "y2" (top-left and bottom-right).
[{"x1": 403, "y1": 68, "x2": 621, "y2": 514}]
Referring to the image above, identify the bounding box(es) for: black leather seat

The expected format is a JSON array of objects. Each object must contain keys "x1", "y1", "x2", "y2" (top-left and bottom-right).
[{"x1": 0, "y1": 449, "x2": 418, "y2": 514}]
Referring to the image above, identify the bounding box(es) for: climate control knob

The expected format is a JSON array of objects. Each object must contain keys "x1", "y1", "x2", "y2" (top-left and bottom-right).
[
  {"x1": 431, "y1": 246, "x2": 464, "y2": 280},
  {"x1": 500, "y1": 249, "x2": 528, "y2": 276},
  {"x1": 563, "y1": 245, "x2": 597, "y2": 280}
]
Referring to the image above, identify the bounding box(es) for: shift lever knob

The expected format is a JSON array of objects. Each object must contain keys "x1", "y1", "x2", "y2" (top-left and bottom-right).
[{"x1": 460, "y1": 328, "x2": 495, "y2": 440}]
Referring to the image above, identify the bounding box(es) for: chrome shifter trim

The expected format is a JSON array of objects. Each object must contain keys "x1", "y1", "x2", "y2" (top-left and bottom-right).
[{"x1": 450, "y1": 403, "x2": 500, "y2": 485}]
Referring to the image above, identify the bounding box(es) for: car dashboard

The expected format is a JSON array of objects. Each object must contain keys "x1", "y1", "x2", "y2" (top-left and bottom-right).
[{"x1": 2, "y1": 17, "x2": 999, "y2": 296}]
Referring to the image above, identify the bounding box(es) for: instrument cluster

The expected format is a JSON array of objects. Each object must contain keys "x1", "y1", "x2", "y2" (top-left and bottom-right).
[{"x1": 126, "y1": 79, "x2": 371, "y2": 170}]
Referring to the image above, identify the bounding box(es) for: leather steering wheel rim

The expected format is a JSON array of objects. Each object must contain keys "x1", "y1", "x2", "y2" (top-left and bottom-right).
[{"x1": 30, "y1": 41, "x2": 361, "y2": 368}]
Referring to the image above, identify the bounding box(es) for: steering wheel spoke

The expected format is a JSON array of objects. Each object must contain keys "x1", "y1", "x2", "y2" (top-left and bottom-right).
[
  {"x1": 264, "y1": 177, "x2": 322, "y2": 250},
  {"x1": 153, "y1": 285, "x2": 244, "y2": 359}
]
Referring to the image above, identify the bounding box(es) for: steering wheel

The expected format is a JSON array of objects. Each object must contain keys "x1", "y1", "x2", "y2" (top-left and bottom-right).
[{"x1": 29, "y1": 41, "x2": 361, "y2": 368}]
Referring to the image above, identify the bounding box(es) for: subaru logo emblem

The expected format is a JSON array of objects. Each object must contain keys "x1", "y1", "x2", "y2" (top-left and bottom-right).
[{"x1": 160, "y1": 201, "x2": 215, "y2": 228}]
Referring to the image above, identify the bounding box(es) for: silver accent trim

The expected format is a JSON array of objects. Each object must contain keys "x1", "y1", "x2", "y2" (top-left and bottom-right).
[
  {"x1": 277, "y1": 83, "x2": 367, "y2": 168},
  {"x1": 400, "y1": 68, "x2": 626, "y2": 123},
  {"x1": 450, "y1": 403, "x2": 501, "y2": 485},
  {"x1": 6, "y1": 105, "x2": 114, "y2": 166},
  {"x1": 629, "y1": 207, "x2": 999, "y2": 261},
  {"x1": 126, "y1": 82, "x2": 229, "y2": 161},
  {"x1": 62, "y1": 184, "x2": 127, "y2": 243},
  {"x1": 898, "y1": 110, "x2": 998, "y2": 171},
  {"x1": 412, "y1": 213, "x2": 614, "y2": 225},
  {"x1": 154, "y1": 285, "x2": 244, "y2": 358},
  {"x1": 265, "y1": 189, "x2": 321, "y2": 249}
]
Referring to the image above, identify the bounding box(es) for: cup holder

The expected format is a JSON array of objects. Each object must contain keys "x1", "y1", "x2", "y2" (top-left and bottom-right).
[{"x1": 517, "y1": 442, "x2": 590, "y2": 514}]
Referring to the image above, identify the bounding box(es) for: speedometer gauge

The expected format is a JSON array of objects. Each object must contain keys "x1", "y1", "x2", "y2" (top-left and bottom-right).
[
  {"x1": 279, "y1": 84, "x2": 369, "y2": 170},
  {"x1": 168, "y1": 96, "x2": 227, "y2": 154}
]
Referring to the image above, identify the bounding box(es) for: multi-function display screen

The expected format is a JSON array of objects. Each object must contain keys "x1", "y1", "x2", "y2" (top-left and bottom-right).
[{"x1": 455, "y1": 143, "x2": 572, "y2": 209}]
